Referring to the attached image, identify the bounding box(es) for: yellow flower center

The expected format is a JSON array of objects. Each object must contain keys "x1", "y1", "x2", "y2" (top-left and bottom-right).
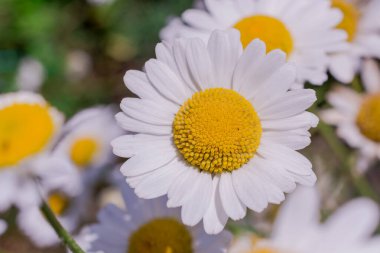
[
  {"x1": 356, "y1": 93, "x2": 380, "y2": 142},
  {"x1": 332, "y1": 0, "x2": 360, "y2": 42},
  {"x1": 173, "y1": 88, "x2": 262, "y2": 174},
  {"x1": 128, "y1": 218, "x2": 193, "y2": 253},
  {"x1": 233, "y1": 15, "x2": 294, "y2": 54},
  {"x1": 48, "y1": 193, "x2": 70, "y2": 216},
  {"x1": 0, "y1": 104, "x2": 54, "y2": 168},
  {"x1": 70, "y1": 138, "x2": 99, "y2": 167}
]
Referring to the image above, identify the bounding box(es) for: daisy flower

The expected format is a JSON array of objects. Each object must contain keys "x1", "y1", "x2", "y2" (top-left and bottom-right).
[
  {"x1": 228, "y1": 186, "x2": 380, "y2": 253},
  {"x1": 321, "y1": 59, "x2": 380, "y2": 171},
  {"x1": 0, "y1": 91, "x2": 65, "y2": 211},
  {"x1": 160, "y1": 0, "x2": 347, "y2": 86},
  {"x1": 54, "y1": 106, "x2": 123, "y2": 218},
  {"x1": 328, "y1": 0, "x2": 380, "y2": 83},
  {"x1": 17, "y1": 156, "x2": 82, "y2": 247},
  {"x1": 112, "y1": 30, "x2": 318, "y2": 234},
  {"x1": 75, "y1": 177, "x2": 232, "y2": 253}
]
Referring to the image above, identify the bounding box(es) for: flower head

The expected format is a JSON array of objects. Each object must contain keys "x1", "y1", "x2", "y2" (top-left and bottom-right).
[
  {"x1": 113, "y1": 30, "x2": 318, "y2": 234},
  {"x1": 160, "y1": 0, "x2": 347, "y2": 86},
  {"x1": 75, "y1": 177, "x2": 231, "y2": 253}
]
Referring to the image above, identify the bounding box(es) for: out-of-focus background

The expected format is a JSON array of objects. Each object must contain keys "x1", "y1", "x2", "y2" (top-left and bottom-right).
[{"x1": 0, "y1": 0, "x2": 196, "y2": 252}]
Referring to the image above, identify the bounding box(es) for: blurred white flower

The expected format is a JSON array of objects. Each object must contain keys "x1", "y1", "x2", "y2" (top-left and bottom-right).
[
  {"x1": 328, "y1": 0, "x2": 380, "y2": 83},
  {"x1": 113, "y1": 30, "x2": 318, "y2": 234},
  {"x1": 321, "y1": 60, "x2": 380, "y2": 172},
  {"x1": 0, "y1": 92, "x2": 66, "y2": 211},
  {"x1": 66, "y1": 50, "x2": 92, "y2": 81},
  {"x1": 229, "y1": 187, "x2": 380, "y2": 253},
  {"x1": 16, "y1": 58, "x2": 45, "y2": 92},
  {"x1": 17, "y1": 158, "x2": 82, "y2": 248},
  {"x1": 75, "y1": 177, "x2": 232, "y2": 253},
  {"x1": 160, "y1": 0, "x2": 347, "y2": 86},
  {"x1": 0, "y1": 219, "x2": 7, "y2": 236}
]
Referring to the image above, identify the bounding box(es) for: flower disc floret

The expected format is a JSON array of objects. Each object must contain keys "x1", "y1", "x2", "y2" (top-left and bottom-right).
[{"x1": 173, "y1": 88, "x2": 262, "y2": 174}]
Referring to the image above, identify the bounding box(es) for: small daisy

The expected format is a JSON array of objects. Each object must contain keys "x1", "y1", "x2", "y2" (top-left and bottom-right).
[
  {"x1": 54, "y1": 106, "x2": 123, "y2": 218},
  {"x1": 0, "y1": 91, "x2": 65, "y2": 210},
  {"x1": 228, "y1": 186, "x2": 380, "y2": 253},
  {"x1": 160, "y1": 0, "x2": 347, "y2": 86},
  {"x1": 17, "y1": 158, "x2": 82, "y2": 247},
  {"x1": 112, "y1": 30, "x2": 318, "y2": 234},
  {"x1": 321, "y1": 60, "x2": 380, "y2": 171},
  {"x1": 76, "y1": 177, "x2": 232, "y2": 253},
  {"x1": 328, "y1": 0, "x2": 380, "y2": 83}
]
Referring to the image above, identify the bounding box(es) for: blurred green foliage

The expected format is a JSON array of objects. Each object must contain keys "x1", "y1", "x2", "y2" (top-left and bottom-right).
[{"x1": 0, "y1": 0, "x2": 192, "y2": 116}]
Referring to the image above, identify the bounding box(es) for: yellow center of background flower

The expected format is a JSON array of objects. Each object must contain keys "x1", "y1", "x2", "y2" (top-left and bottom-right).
[
  {"x1": 0, "y1": 104, "x2": 54, "y2": 168},
  {"x1": 233, "y1": 15, "x2": 294, "y2": 54},
  {"x1": 332, "y1": 0, "x2": 360, "y2": 42},
  {"x1": 128, "y1": 218, "x2": 193, "y2": 253},
  {"x1": 70, "y1": 137, "x2": 99, "y2": 167},
  {"x1": 173, "y1": 88, "x2": 262, "y2": 174},
  {"x1": 356, "y1": 93, "x2": 380, "y2": 142},
  {"x1": 48, "y1": 193, "x2": 70, "y2": 216}
]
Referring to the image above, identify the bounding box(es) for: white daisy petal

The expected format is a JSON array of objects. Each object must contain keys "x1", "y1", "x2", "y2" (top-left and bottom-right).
[
  {"x1": 203, "y1": 176, "x2": 229, "y2": 234},
  {"x1": 186, "y1": 38, "x2": 216, "y2": 89},
  {"x1": 145, "y1": 59, "x2": 192, "y2": 104},
  {"x1": 207, "y1": 29, "x2": 242, "y2": 89},
  {"x1": 219, "y1": 173, "x2": 246, "y2": 220},
  {"x1": 120, "y1": 143, "x2": 176, "y2": 177}
]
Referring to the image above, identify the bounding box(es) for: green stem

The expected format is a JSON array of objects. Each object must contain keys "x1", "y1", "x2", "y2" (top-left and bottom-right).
[
  {"x1": 317, "y1": 121, "x2": 379, "y2": 202},
  {"x1": 40, "y1": 202, "x2": 85, "y2": 253}
]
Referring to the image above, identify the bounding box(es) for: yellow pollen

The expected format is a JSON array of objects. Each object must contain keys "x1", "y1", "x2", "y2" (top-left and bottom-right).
[
  {"x1": 332, "y1": 0, "x2": 360, "y2": 42},
  {"x1": 128, "y1": 218, "x2": 193, "y2": 253},
  {"x1": 233, "y1": 15, "x2": 294, "y2": 54},
  {"x1": 48, "y1": 193, "x2": 70, "y2": 216},
  {"x1": 356, "y1": 93, "x2": 380, "y2": 142},
  {"x1": 173, "y1": 88, "x2": 262, "y2": 174},
  {"x1": 0, "y1": 103, "x2": 54, "y2": 168},
  {"x1": 70, "y1": 138, "x2": 99, "y2": 167}
]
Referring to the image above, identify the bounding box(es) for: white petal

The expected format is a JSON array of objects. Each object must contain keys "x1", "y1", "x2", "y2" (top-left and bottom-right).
[
  {"x1": 232, "y1": 39, "x2": 266, "y2": 92},
  {"x1": 258, "y1": 89, "x2": 317, "y2": 120},
  {"x1": 120, "y1": 98, "x2": 175, "y2": 125},
  {"x1": 186, "y1": 38, "x2": 216, "y2": 89},
  {"x1": 134, "y1": 159, "x2": 183, "y2": 199},
  {"x1": 258, "y1": 141, "x2": 313, "y2": 176},
  {"x1": 145, "y1": 59, "x2": 192, "y2": 104},
  {"x1": 181, "y1": 172, "x2": 213, "y2": 226},
  {"x1": 203, "y1": 176, "x2": 229, "y2": 234},
  {"x1": 261, "y1": 111, "x2": 319, "y2": 131},
  {"x1": 115, "y1": 112, "x2": 171, "y2": 135},
  {"x1": 120, "y1": 143, "x2": 176, "y2": 177},
  {"x1": 219, "y1": 173, "x2": 246, "y2": 220},
  {"x1": 272, "y1": 186, "x2": 320, "y2": 244},
  {"x1": 232, "y1": 168, "x2": 267, "y2": 212},
  {"x1": 361, "y1": 59, "x2": 380, "y2": 93},
  {"x1": 207, "y1": 29, "x2": 242, "y2": 89}
]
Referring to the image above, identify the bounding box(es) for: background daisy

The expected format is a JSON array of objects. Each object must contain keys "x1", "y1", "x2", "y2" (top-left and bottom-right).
[
  {"x1": 321, "y1": 60, "x2": 380, "y2": 172},
  {"x1": 76, "y1": 175, "x2": 232, "y2": 253},
  {"x1": 328, "y1": 0, "x2": 380, "y2": 83},
  {"x1": 160, "y1": 0, "x2": 347, "y2": 86},
  {"x1": 229, "y1": 186, "x2": 380, "y2": 253},
  {"x1": 17, "y1": 156, "x2": 82, "y2": 248},
  {"x1": 0, "y1": 92, "x2": 64, "y2": 211},
  {"x1": 113, "y1": 30, "x2": 318, "y2": 234}
]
